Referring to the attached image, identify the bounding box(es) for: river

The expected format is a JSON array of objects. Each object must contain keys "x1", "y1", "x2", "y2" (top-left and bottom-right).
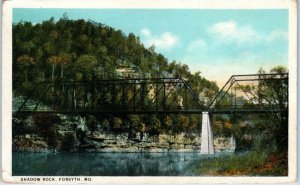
[{"x1": 13, "y1": 152, "x2": 232, "y2": 176}]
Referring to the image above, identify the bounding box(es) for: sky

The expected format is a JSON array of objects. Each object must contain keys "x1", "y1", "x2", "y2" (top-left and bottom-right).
[{"x1": 13, "y1": 9, "x2": 288, "y2": 86}]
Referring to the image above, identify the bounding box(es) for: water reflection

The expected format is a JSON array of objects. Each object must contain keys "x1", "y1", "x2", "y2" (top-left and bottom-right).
[{"x1": 13, "y1": 152, "x2": 227, "y2": 176}]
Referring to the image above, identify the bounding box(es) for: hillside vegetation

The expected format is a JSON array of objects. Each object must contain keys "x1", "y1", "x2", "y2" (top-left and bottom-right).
[{"x1": 13, "y1": 16, "x2": 218, "y2": 97}]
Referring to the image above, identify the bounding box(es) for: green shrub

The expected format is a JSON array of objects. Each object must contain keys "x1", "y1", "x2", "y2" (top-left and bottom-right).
[{"x1": 33, "y1": 114, "x2": 61, "y2": 148}]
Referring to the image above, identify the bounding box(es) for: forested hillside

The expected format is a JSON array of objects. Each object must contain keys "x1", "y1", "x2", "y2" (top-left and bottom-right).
[{"x1": 13, "y1": 16, "x2": 218, "y2": 99}]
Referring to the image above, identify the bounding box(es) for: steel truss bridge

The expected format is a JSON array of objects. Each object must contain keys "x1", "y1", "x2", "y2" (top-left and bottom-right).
[{"x1": 14, "y1": 73, "x2": 288, "y2": 115}]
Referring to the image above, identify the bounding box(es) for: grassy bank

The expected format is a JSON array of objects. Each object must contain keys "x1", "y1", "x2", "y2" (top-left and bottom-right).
[{"x1": 190, "y1": 151, "x2": 288, "y2": 176}]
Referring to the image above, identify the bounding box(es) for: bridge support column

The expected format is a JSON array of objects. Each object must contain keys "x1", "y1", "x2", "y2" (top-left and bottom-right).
[{"x1": 200, "y1": 112, "x2": 215, "y2": 154}]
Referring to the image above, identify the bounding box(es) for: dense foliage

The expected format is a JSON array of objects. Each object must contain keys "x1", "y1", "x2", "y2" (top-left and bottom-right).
[{"x1": 13, "y1": 16, "x2": 218, "y2": 95}]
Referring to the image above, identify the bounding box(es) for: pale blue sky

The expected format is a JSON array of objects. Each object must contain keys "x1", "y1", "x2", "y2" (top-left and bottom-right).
[{"x1": 13, "y1": 9, "x2": 288, "y2": 85}]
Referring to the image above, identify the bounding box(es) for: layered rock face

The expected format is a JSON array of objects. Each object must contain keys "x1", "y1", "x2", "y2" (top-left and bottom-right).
[
  {"x1": 80, "y1": 132, "x2": 202, "y2": 152},
  {"x1": 12, "y1": 115, "x2": 235, "y2": 153}
]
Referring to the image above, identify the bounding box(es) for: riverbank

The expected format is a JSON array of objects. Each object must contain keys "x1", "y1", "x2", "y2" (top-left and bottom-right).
[{"x1": 189, "y1": 151, "x2": 288, "y2": 176}]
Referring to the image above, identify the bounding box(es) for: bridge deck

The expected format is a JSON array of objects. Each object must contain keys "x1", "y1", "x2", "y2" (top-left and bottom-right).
[{"x1": 13, "y1": 109, "x2": 285, "y2": 115}]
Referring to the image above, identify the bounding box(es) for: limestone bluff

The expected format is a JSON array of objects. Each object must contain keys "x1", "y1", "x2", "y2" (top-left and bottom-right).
[{"x1": 12, "y1": 114, "x2": 236, "y2": 153}]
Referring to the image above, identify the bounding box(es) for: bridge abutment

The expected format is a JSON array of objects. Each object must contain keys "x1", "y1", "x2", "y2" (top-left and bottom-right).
[{"x1": 200, "y1": 112, "x2": 215, "y2": 154}]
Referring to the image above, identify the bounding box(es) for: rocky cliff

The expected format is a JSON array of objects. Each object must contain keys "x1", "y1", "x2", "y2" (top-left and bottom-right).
[{"x1": 12, "y1": 115, "x2": 235, "y2": 153}]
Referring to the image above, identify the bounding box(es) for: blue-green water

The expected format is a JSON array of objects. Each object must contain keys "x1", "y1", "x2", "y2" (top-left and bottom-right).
[{"x1": 13, "y1": 152, "x2": 229, "y2": 176}]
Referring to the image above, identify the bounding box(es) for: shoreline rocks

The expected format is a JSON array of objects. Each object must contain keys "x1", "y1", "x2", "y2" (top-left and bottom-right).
[
  {"x1": 12, "y1": 115, "x2": 236, "y2": 153},
  {"x1": 13, "y1": 131, "x2": 235, "y2": 153}
]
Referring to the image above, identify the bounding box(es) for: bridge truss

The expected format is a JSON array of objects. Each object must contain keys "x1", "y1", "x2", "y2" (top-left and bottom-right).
[
  {"x1": 15, "y1": 77, "x2": 203, "y2": 114},
  {"x1": 208, "y1": 73, "x2": 288, "y2": 113},
  {"x1": 14, "y1": 73, "x2": 288, "y2": 115}
]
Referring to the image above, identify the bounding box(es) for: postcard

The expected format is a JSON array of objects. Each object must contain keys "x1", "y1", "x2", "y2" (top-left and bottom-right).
[{"x1": 1, "y1": 0, "x2": 297, "y2": 184}]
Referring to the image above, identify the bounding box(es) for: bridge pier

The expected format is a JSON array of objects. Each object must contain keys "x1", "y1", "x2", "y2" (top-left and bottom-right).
[{"x1": 200, "y1": 112, "x2": 215, "y2": 154}]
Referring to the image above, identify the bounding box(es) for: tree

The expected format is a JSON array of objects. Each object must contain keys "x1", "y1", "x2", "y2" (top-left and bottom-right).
[
  {"x1": 257, "y1": 66, "x2": 288, "y2": 151},
  {"x1": 73, "y1": 55, "x2": 98, "y2": 80},
  {"x1": 189, "y1": 114, "x2": 199, "y2": 131},
  {"x1": 179, "y1": 115, "x2": 189, "y2": 131},
  {"x1": 113, "y1": 117, "x2": 123, "y2": 129},
  {"x1": 58, "y1": 53, "x2": 71, "y2": 79},
  {"x1": 148, "y1": 115, "x2": 161, "y2": 135},
  {"x1": 234, "y1": 66, "x2": 288, "y2": 151},
  {"x1": 48, "y1": 56, "x2": 61, "y2": 81},
  {"x1": 47, "y1": 55, "x2": 71, "y2": 81},
  {"x1": 163, "y1": 115, "x2": 173, "y2": 133},
  {"x1": 17, "y1": 55, "x2": 35, "y2": 82}
]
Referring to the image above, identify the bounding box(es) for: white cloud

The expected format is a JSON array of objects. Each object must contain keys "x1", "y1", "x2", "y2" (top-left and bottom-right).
[
  {"x1": 140, "y1": 28, "x2": 179, "y2": 51},
  {"x1": 265, "y1": 30, "x2": 288, "y2": 42},
  {"x1": 207, "y1": 20, "x2": 260, "y2": 45},
  {"x1": 175, "y1": 20, "x2": 287, "y2": 86},
  {"x1": 187, "y1": 39, "x2": 207, "y2": 53},
  {"x1": 141, "y1": 28, "x2": 151, "y2": 37},
  {"x1": 181, "y1": 34, "x2": 287, "y2": 86},
  {"x1": 207, "y1": 20, "x2": 288, "y2": 47},
  {"x1": 149, "y1": 32, "x2": 178, "y2": 49}
]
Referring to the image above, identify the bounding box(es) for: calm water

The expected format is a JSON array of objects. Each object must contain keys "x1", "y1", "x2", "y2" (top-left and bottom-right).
[{"x1": 13, "y1": 152, "x2": 230, "y2": 176}]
